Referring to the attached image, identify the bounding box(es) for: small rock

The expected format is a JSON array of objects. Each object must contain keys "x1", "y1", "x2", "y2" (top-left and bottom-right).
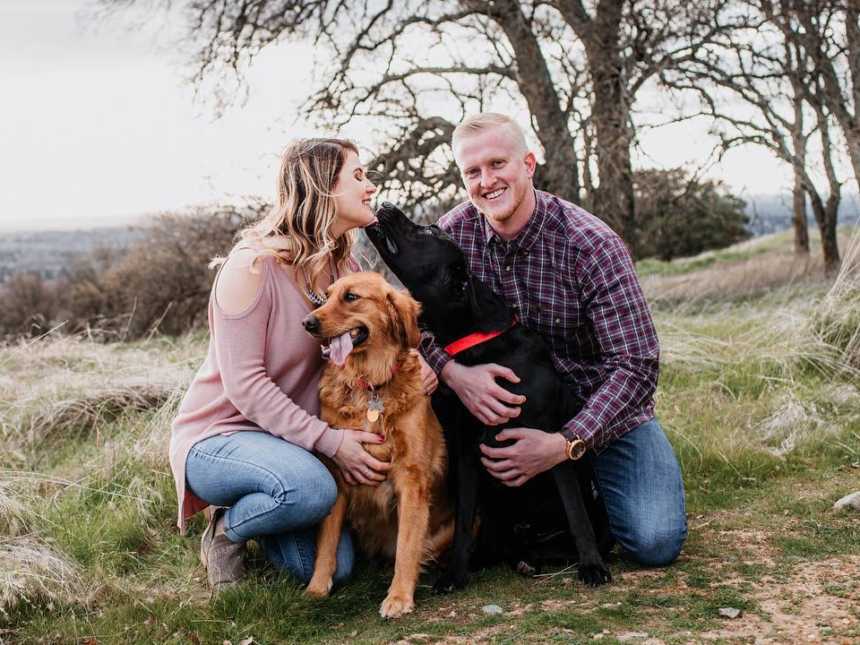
[
  {"x1": 719, "y1": 607, "x2": 742, "y2": 619},
  {"x1": 617, "y1": 632, "x2": 649, "y2": 642},
  {"x1": 833, "y1": 491, "x2": 860, "y2": 511},
  {"x1": 601, "y1": 602, "x2": 622, "y2": 609},
  {"x1": 481, "y1": 604, "x2": 504, "y2": 615}
]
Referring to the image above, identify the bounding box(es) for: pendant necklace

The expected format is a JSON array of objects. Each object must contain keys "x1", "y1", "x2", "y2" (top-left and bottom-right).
[{"x1": 302, "y1": 258, "x2": 337, "y2": 307}]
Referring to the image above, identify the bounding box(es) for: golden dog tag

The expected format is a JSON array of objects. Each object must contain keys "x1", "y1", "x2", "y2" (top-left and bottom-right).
[{"x1": 366, "y1": 394, "x2": 384, "y2": 423}]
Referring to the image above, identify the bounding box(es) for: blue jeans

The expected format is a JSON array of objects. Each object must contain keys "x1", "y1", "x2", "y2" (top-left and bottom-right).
[
  {"x1": 185, "y1": 431, "x2": 354, "y2": 585},
  {"x1": 593, "y1": 418, "x2": 687, "y2": 567}
]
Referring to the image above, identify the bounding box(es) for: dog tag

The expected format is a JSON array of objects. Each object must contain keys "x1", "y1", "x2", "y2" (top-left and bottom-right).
[{"x1": 366, "y1": 395, "x2": 384, "y2": 423}]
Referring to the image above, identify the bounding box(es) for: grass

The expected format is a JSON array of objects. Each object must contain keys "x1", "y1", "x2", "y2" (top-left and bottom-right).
[{"x1": 2, "y1": 229, "x2": 860, "y2": 643}]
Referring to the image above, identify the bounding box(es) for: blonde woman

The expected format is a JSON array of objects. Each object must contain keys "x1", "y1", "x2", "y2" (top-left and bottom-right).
[{"x1": 169, "y1": 139, "x2": 391, "y2": 592}]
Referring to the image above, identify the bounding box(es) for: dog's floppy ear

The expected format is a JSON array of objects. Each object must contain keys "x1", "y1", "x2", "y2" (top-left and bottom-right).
[{"x1": 386, "y1": 288, "x2": 422, "y2": 348}]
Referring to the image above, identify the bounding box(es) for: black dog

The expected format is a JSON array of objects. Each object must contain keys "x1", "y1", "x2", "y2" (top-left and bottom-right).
[{"x1": 365, "y1": 203, "x2": 611, "y2": 592}]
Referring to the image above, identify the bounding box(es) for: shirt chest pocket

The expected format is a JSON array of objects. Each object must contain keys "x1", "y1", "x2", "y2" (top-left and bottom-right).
[{"x1": 527, "y1": 293, "x2": 581, "y2": 340}]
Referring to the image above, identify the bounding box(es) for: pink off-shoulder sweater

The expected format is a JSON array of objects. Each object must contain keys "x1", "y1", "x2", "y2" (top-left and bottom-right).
[{"x1": 169, "y1": 254, "x2": 344, "y2": 534}]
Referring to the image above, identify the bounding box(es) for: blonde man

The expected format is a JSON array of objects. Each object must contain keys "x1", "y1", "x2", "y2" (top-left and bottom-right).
[{"x1": 418, "y1": 113, "x2": 686, "y2": 567}]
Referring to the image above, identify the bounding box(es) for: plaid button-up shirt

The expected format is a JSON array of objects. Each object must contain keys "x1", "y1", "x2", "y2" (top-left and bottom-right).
[{"x1": 420, "y1": 190, "x2": 660, "y2": 451}]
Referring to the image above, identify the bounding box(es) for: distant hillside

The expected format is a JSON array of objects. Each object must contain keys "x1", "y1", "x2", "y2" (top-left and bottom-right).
[
  {"x1": 0, "y1": 227, "x2": 144, "y2": 283},
  {"x1": 2, "y1": 192, "x2": 857, "y2": 283},
  {"x1": 746, "y1": 193, "x2": 860, "y2": 236}
]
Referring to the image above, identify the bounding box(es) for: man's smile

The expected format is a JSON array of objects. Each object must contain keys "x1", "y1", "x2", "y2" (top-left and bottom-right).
[{"x1": 483, "y1": 187, "x2": 507, "y2": 200}]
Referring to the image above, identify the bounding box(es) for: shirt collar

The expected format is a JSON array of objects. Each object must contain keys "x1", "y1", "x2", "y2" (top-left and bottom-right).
[{"x1": 480, "y1": 189, "x2": 548, "y2": 252}]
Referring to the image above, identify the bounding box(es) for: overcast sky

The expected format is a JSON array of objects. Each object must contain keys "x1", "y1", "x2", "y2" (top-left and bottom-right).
[{"x1": 1, "y1": 0, "x2": 798, "y2": 233}]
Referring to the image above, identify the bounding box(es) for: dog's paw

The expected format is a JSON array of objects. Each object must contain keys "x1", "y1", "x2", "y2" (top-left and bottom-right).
[
  {"x1": 304, "y1": 576, "x2": 333, "y2": 598},
  {"x1": 515, "y1": 560, "x2": 538, "y2": 577},
  {"x1": 577, "y1": 560, "x2": 611, "y2": 587},
  {"x1": 432, "y1": 570, "x2": 468, "y2": 594},
  {"x1": 379, "y1": 592, "x2": 414, "y2": 619}
]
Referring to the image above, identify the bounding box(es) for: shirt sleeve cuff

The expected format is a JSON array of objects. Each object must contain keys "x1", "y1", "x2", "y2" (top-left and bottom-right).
[
  {"x1": 562, "y1": 414, "x2": 599, "y2": 448},
  {"x1": 419, "y1": 332, "x2": 452, "y2": 375},
  {"x1": 314, "y1": 425, "x2": 344, "y2": 458}
]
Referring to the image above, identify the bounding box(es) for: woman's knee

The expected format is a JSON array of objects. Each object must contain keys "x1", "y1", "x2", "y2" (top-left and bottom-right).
[{"x1": 279, "y1": 466, "x2": 337, "y2": 524}]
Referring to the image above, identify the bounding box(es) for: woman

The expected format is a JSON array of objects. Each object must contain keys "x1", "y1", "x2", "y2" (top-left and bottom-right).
[{"x1": 169, "y1": 138, "x2": 391, "y2": 592}]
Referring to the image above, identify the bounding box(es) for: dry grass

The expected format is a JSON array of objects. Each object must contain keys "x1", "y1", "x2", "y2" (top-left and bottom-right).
[
  {"x1": 0, "y1": 333, "x2": 200, "y2": 469},
  {"x1": 0, "y1": 537, "x2": 86, "y2": 616},
  {"x1": 813, "y1": 228, "x2": 860, "y2": 369},
  {"x1": 642, "y1": 227, "x2": 857, "y2": 307}
]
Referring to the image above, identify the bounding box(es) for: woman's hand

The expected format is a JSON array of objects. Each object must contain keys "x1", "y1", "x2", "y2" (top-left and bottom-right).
[{"x1": 332, "y1": 429, "x2": 391, "y2": 486}]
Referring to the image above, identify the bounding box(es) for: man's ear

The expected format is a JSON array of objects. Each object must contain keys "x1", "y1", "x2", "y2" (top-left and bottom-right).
[
  {"x1": 386, "y1": 288, "x2": 422, "y2": 348},
  {"x1": 524, "y1": 150, "x2": 537, "y2": 178}
]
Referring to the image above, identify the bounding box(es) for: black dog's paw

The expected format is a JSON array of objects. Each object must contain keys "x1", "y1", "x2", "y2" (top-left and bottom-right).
[
  {"x1": 577, "y1": 560, "x2": 612, "y2": 587},
  {"x1": 515, "y1": 560, "x2": 538, "y2": 577},
  {"x1": 432, "y1": 570, "x2": 469, "y2": 594}
]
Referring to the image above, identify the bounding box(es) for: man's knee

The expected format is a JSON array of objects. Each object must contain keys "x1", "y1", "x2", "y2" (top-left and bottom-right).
[{"x1": 624, "y1": 525, "x2": 686, "y2": 567}]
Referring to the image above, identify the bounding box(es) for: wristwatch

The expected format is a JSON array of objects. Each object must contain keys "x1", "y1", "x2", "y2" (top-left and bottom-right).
[{"x1": 565, "y1": 437, "x2": 587, "y2": 461}]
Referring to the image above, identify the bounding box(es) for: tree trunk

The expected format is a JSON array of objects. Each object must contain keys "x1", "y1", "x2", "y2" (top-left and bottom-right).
[
  {"x1": 791, "y1": 175, "x2": 810, "y2": 255},
  {"x1": 557, "y1": 0, "x2": 638, "y2": 253},
  {"x1": 485, "y1": 0, "x2": 581, "y2": 202},
  {"x1": 821, "y1": 197, "x2": 841, "y2": 277},
  {"x1": 790, "y1": 93, "x2": 810, "y2": 255},
  {"x1": 590, "y1": 79, "x2": 637, "y2": 251},
  {"x1": 806, "y1": 188, "x2": 841, "y2": 276}
]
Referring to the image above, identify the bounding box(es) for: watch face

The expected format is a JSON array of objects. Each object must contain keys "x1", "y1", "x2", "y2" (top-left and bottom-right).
[{"x1": 569, "y1": 439, "x2": 586, "y2": 460}]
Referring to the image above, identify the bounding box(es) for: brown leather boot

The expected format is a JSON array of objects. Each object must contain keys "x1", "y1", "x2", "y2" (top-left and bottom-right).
[{"x1": 200, "y1": 507, "x2": 246, "y2": 592}]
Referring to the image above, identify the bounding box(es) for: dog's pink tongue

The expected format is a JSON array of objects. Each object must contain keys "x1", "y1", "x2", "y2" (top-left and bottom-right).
[{"x1": 328, "y1": 331, "x2": 354, "y2": 367}]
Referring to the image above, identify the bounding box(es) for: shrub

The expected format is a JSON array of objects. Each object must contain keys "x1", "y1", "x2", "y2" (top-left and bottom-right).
[
  {"x1": 635, "y1": 168, "x2": 751, "y2": 262},
  {"x1": 0, "y1": 201, "x2": 267, "y2": 341}
]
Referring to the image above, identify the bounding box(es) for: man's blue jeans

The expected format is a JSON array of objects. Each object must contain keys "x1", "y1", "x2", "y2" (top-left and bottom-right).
[
  {"x1": 593, "y1": 418, "x2": 687, "y2": 566},
  {"x1": 185, "y1": 431, "x2": 354, "y2": 585}
]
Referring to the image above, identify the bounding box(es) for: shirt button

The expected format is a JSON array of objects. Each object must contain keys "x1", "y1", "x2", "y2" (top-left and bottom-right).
[
  {"x1": 555, "y1": 318, "x2": 561, "y2": 323},
  {"x1": 505, "y1": 265, "x2": 511, "y2": 271}
]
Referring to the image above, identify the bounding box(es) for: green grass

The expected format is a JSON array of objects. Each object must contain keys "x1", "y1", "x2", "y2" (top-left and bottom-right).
[{"x1": 3, "y1": 232, "x2": 860, "y2": 643}]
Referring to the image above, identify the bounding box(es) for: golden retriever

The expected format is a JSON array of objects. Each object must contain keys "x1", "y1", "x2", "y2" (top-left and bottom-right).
[{"x1": 301, "y1": 272, "x2": 452, "y2": 618}]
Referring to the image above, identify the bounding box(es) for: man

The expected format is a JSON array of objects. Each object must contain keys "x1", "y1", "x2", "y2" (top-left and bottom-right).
[{"x1": 417, "y1": 112, "x2": 686, "y2": 567}]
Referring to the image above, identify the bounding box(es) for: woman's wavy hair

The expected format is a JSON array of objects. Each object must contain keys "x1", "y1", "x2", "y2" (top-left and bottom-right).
[{"x1": 212, "y1": 138, "x2": 359, "y2": 288}]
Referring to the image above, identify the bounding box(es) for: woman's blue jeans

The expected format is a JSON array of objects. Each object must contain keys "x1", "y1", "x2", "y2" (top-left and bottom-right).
[
  {"x1": 593, "y1": 418, "x2": 687, "y2": 566},
  {"x1": 185, "y1": 431, "x2": 353, "y2": 585}
]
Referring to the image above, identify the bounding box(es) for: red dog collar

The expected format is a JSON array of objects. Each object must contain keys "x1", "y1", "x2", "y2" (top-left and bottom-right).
[{"x1": 444, "y1": 318, "x2": 517, "y2": 357}]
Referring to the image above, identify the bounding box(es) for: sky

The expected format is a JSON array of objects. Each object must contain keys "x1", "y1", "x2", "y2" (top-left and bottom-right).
[{"x1": 0, "y1": 0, "x2": 798, "y2": 233}]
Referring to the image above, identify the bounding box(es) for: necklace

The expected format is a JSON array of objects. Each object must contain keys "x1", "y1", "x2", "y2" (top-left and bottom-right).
[{"x1": 301, "y1": 258, "x2": 338, "y2": 307}]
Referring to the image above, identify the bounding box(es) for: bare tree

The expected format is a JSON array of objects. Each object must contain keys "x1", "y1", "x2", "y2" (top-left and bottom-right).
[
  {"x1": 104, "y1": 0, "x2": 736, "y2": 255},
  {"x1": 778, "y1": 0, "x2": 860, "y2": 192},
  {"x1": 665, "y1": 0, "x2": 845, "y2": 273}
]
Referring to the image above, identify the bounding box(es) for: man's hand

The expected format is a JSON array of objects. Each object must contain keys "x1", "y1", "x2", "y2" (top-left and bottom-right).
[
  {"x1": 416, "y1": 352, "x2": 438, "y2": 396},
  {"x1": 479, "y1": 428, "x2": 567, "y2": 487},
  {"x1": 441, "y1": 361, "x2": 526, "y2": 425}
]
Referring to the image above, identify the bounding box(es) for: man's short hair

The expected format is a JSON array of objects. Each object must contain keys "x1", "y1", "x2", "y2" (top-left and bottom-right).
[{"x1": 452, "y1": 113, "x2": 528, "y2": 153}]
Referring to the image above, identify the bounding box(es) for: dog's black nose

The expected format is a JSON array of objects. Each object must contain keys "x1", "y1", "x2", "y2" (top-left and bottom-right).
[{"x1": 302, "y1": 315, "x2": 320, "y2": 333}]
